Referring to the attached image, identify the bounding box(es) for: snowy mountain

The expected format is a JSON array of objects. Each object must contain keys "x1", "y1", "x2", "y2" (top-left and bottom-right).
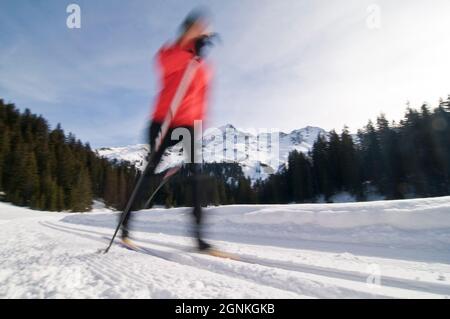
[{"x1": 96, "y1": 125, "x2": 326, "y2": 181}]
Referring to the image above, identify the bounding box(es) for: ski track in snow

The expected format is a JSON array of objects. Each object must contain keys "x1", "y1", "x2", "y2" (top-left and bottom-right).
[{"x1": 1, "y1": 197, "x2": 450, "y2": 299}]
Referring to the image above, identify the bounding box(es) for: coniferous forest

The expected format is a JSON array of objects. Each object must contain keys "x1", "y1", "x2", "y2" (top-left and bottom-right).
[
  {"x1": 256, "y1": 97, "x2": 450, "y2": 203},
  {"x1": 0, "y1": 99, "x2": 138, "y2": 212},
  {"x1": 1, "y1": 97, "x2": 450, "y2": 212}
]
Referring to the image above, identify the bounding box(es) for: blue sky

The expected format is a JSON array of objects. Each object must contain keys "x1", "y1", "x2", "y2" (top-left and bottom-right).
[{"x1": 1, "y1": 0, "x2": 450, "y2": 148}]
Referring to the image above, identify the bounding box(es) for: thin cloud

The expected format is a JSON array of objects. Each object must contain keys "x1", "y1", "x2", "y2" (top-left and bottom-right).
[{"x1": 1, "y1": 0, "x2": 450, "y2": 147}]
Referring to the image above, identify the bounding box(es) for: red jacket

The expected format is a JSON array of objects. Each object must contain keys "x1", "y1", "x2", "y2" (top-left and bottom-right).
[{"x1": 151, "y1": 41, "x2": 211, "y2": 127}]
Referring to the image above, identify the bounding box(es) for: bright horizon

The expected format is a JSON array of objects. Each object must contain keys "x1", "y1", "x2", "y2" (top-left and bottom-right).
[{"x1": 1, "y1": 0, "x2": 450, "y2": 148}]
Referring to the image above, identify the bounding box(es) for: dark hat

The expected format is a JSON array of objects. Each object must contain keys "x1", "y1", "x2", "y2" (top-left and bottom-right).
[{"x1": 180, "y1": 7, "x2": 210, "y2": 33}]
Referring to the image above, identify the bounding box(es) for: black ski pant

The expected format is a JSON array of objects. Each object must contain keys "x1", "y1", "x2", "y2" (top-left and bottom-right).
[{"x1": 121, "y1": 121, "x2": 205, "y2": 241}]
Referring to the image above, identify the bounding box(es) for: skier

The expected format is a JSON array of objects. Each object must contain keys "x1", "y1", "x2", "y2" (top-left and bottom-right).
[{"x1": 120, "y1": 9, "x2": 214, "y2": 252}]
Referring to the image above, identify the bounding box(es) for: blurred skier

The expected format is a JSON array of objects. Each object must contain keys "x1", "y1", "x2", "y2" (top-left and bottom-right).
[{"x1": 120, "y1": 9, "x2": 214, "y2": 251}]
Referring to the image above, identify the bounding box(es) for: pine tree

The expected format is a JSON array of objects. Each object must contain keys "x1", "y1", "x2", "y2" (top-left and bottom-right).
[
  {"x1": 400, "y1": 107, "x2": 425, "y2": 195},
  {"x1": 340, "y1": 126, "x2": 360, "y2": 196},
  {"x1": 376, "y1": 116, "x2": 403, "y2": 198},
  {"x1": 287, "y1": 151, "x2": 301, "y2": 202},
  {"x1": 25, "y1": 150, "x2": 40, "y2": 208},
  {"x1": 311, "y1": 134, "x2": 331, "y2": 200},
  {"x1": 327, "y1": 130, "x2": 342, "y2": 192},
  {"x1": 0, "y1": 126, "x2": 8, "y2": 191},
  {"x1": 47, "y1": 178, "x2": 59, "y2": 211},
  {"x1": 103, "y1": 167, "x2": 119, "y2": 208},
  {"x1": 359, "y1": 121, "x2": 383, "y2": 193},
  {"x1": 70, "y1": 168, "x2": 92, "y2": 212}
]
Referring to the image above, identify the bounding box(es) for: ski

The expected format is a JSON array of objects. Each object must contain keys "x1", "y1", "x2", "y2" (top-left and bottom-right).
[
  {"x1": 120, "y1": 237, "x2": 141, "y2": 251},
  {"x1": 197, "y1": 249, "x2": 240, "y2": 261},
  {"x1": 101, "y1": 236, "x2": 140, "y2": 251},
  {"x1": 102, "y1": 236, "x2": 172, "y2": 261},
  {"x1": 107, "y1": 235, "x2": 240, "y2": 262}
]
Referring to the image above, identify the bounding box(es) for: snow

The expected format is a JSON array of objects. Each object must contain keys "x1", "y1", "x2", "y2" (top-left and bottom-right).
[
  {"x1": 97, "y1": 144, "x2": 149, "y2": 171},
  {"x1": 96, "y1": 125, "x2": 327, "y2": 182},
  {"x1": 1, "y1": 196, "x2": 450, "y2": 299}
]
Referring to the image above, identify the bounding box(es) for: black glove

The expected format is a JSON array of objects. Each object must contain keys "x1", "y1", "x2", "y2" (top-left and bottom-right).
[{"x1": 194, "y1": 33, "x2": 220, "y2": 58}]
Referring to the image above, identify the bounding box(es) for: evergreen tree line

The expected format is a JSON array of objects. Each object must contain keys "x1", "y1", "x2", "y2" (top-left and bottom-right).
[
  {"x1": 2, "y1": 97, "x2": 450, "y2": 212},
  {"x1": 136, "y1": 163, "x2": 256, "y2": 209},
  {"x1": 256, "y1": 97, "x2": 450, "y2": 203},
  {"x1": 0, "y1": 100, "x2": 138, "y2": 212}
]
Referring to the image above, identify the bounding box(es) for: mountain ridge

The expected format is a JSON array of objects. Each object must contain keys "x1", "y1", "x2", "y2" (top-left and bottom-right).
[{"x1": 96, "y1": 125, "x2": 327, "y2": 181}]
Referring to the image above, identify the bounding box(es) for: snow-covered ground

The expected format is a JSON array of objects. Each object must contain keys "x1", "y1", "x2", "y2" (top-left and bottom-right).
[{"x1": 1, "y1": 197, "x2": 450, "y2": 299}]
